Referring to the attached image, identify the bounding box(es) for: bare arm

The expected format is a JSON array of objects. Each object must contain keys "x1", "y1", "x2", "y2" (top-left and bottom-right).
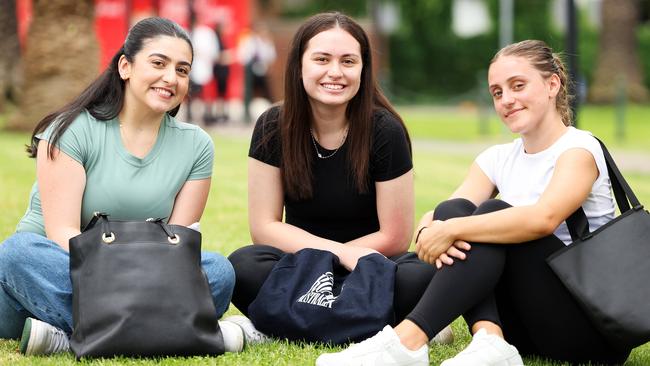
[
  {"x1": 415, "y1": 162, "x2": 497, "y2": 235},
  {"x1": 248, "y1": 158, "x2": 344, "y2": 254},
  {"x1": 248, "y1": 158, "x2": 412, "y2": 270},
  {"x1": 346, "y1": 169, "x2": 414, "y2": 257},
  {"x1": 168, "y1": 178, "x2": 211, "y2": 226},
  {"x1": 37, "y1": 140, "x2": 86, "y2": 251},
  {"x1": 417, "y1": 148, "x2": 598, "y2": 264}
]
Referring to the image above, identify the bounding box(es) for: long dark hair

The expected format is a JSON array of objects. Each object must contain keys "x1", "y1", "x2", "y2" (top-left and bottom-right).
[
  {"x1": 27, "y1": 17, "x2": 193, "y2": 158},
  {"x1": 281, "y1": 12, "x2": 410, "y2": 200}
]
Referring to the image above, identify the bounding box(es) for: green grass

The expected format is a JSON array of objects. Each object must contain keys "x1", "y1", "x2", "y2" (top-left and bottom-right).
[
  {"x1": 1, "y1": 104, "x2": 650, "y2": 365},
  {"x1": 406, "y1": 104, "x2": 650, "y2": 151}
]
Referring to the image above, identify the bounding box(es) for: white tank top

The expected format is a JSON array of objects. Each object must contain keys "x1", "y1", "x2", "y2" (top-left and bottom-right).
[{"x1": 475, "y1": 127, "x2": 615, "y2": 244}]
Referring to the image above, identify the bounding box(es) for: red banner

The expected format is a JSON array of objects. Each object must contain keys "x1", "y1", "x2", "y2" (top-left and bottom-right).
[
  {"x1": 16, "y1": 0, "x2": 32, "y2": 49},
  {"x1": 95, "y1": 0, "x2": 129, "y2": 70}
]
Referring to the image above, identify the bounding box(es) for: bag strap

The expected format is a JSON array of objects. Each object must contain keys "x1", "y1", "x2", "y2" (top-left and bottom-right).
[
  {"x1": 566, "y1": 207, "x2": 590, "y2": 242},
  {"x1": 595, "y1": 137, "x2": 640, "y2": 211},
  {"x1": 565, "y1": 137, "x2": 642, "y2": 241},
  {"x1": 82, "y1": 212, "x2": 109, "y2": 232},
  {"x1": 83, "y1": 213, "x2": 178, "y2": 243},
  {"x1": 147, "y1": 218, "x2": 178, "y2": 241}
]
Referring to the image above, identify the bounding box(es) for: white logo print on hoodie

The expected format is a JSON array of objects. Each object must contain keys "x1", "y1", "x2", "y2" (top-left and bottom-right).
[{"x1": 297, "y1": 272, "x2": 338, "y2": 308}]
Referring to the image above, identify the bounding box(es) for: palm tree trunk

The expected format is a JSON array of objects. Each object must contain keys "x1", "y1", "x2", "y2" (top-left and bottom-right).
[
  {"x1": 590, "y1": 0, "x2": 648, "y2": 103},
  {"x1": 7, "y1": 0, "x2": 98, "y2": 131},
  {"x1": 0, "y1": 0, "x2": 22, "y2": 113}
]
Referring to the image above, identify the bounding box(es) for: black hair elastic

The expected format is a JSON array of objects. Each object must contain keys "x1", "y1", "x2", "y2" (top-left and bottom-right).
[{"x1": 415, "y1": 226, "x2": 428, "y2": 244}]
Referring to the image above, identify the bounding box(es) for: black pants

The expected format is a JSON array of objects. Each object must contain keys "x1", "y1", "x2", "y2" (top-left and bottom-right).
[
  {"x1": 228, "y1": 245, "x2": 436, "y2": 324},
  {"x1": 405, "y1": 198, "x2": 630, "y2": 365}
]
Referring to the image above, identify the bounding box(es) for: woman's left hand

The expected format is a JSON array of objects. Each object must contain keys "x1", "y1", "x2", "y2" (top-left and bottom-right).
[
  {"x1": 338, "y1": 245, "x2": 380, "y2": 271},
  {"x1": 415, "y1": 220, "x2": 456, "y2": 265},
  {"x1": 434, "y1": 240, "x2": 471, "y2": 269}
]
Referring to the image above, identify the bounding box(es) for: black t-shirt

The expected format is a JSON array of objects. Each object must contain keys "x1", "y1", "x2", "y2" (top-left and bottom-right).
[{"x1": 249, "y1": 106, "x2": 412, "y2": 243}]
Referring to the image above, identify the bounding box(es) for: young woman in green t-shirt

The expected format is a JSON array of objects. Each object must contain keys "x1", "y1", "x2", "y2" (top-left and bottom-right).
[{"x1": 0, "y1": 17, "x2": 244, "y2": 356}]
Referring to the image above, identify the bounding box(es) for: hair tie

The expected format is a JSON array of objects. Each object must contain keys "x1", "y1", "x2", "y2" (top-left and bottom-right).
[{"x1": 415, "y1": 226, "x2": 428, "y2": 244}]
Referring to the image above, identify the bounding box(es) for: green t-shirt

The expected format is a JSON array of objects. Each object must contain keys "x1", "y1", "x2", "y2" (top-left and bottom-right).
[{"x1": 16, "y1": 110, "x2": 214, "y2": 235}]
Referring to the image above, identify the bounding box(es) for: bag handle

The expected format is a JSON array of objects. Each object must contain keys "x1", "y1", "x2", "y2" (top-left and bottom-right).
[
  {"x1": 82, "y1": 211, "x2": 109, "y2": 232},
  {"x1": 565, "y1": 137, "x2": 643, "y2": 241},
  {"x1": 596, "y1": 137, "x2": 640, "y2": 211},
  {"x1": 84, "y1": 212, "x2": 179, "y2": 244},
  {"x1": 146, "y1": 218, "x2": 180, "y2": 244}
]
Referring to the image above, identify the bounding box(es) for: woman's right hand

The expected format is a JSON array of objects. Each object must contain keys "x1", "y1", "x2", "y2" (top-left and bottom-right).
[
  {"x1": 414, "y1": 219, "x2": 458, "y2": 265},
  {"x1": 337, "y1": 245, "x2": 381, "y2": 271}
]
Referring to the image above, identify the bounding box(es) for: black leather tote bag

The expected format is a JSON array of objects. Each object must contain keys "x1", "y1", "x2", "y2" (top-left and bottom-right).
[
  {"x1": 248, "y1": 248, "x2": 396, "y2": 345},
  {"x1": 547, "y1": 139, "x2": 650, "y2": 350},
  {"x1": 69, "y1": 213, "x2": 224, "y2": 358}
]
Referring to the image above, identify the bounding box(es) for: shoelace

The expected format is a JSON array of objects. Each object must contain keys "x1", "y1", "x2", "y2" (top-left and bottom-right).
[
  {"x1": 249, "y1": 329, "x2": 268, "y2": 342},
  {"x1": 45, "y1": 327, "x2": 69, "y2": 353}
]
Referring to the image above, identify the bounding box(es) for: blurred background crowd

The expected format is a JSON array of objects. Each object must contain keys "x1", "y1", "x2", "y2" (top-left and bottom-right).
[{"x1": 0, "y1": 0, "x2": 649, "y2": 131}]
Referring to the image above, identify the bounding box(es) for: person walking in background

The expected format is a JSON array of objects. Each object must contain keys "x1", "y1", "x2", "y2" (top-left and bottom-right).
[
  {"x1": 188, "y1": 20, "x2": 218, "y2": 125},
  {"x1": 228, "y1": 11, "x2": 452, "y2": 347},
  {"x1": 212, "y1": 21, "x2": 232, "y2": 124},
  {"x1": 317, "y1": 40, "x2": 631, "y2": 366},
  {"x1": 0, "y1": 17, "x2": 247, "y2": 356},
  {"x1": 238, "y1": 24, "x2": 276, "y2": 122}
]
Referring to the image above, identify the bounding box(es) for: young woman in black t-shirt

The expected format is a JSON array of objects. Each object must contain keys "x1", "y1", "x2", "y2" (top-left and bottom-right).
[{"x1": 228, "y1": 12, "x2": 452, "y2": 344}]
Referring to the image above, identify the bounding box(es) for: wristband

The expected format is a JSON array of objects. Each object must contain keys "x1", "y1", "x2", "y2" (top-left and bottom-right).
[{"x1": 415, "y1": 226, "x2": 427, "y2": 244}]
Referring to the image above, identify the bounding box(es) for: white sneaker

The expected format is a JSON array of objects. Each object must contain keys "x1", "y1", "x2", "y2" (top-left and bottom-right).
[
  {"x1": 221, "y1": 315, "x2": 270, "y2": 346},
  {"x1": 431, "y1": 324, "x2": 454, "y2": 345},
  {"x1": 19, "y1": 318, "x2": 70, "y2": 355},
  {"x1": 316, "y1": 325, "x2": 429, "y2": 366},
  {"x1": 218, "y1": 319, "x2": 245, "y2": 353},
  {"x1": 440, "y1": 328, "x2": 524, "y2": 366}
]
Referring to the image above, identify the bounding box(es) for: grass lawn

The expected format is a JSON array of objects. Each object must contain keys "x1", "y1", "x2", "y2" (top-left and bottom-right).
[{"x1": 0, "y1": 104, "x2": 649, "y2": 365}]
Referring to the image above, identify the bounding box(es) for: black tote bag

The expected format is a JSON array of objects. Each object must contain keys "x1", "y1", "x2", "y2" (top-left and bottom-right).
[
  {"x1": 69, "y1": 213, "x2": 224, "y2": 358},
  {"x1": 248, "y1": 248, "x2": 396, "y2": 345},
  {"x1": 547, "y1": 139, "x2": 650, "y2": 350}
]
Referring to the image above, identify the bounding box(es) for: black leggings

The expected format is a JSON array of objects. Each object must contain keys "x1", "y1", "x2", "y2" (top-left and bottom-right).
[
  {"x1": 405, "y1": 198, "x2": 630, "y2": 365},
  {"x1": 228, "y1": 245, "x2": 436, "y2": 324}
]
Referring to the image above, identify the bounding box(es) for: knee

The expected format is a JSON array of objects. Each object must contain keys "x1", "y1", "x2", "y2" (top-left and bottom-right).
[
  {"x1": 0, "y1": 233, "x2": 35, "y2": 278},
  {"x1": 227, "y1": 245, "x2": 271, "y2": 275},
  {"x1": 202, "y1": 252, "x2": 236, "y2": 295},
  {"x1": 433, "y1": 198, "x2": 477, "y2": 221},
  {"x1": 474, "y1": 199, "x2": 511, "y2": 215},
  {"x1": 227, "y1": 246, "x2": 252, "y2": 272}
]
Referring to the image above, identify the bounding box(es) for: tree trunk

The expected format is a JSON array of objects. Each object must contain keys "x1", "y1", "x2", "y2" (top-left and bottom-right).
[
  {"x1": 590, "y1": 0, "x2": 648, "y2": 103},
  {"x1": 0, "y1": 0, "x2": 22, "y2": 113},
  {"x1": 7, "y1": 0, "x2": 98, "y2": 131}
]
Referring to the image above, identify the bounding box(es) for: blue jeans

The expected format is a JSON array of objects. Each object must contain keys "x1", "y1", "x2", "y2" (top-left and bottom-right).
[{"x1": 0, "y1": 232, "x2": 235, "y2": 339}]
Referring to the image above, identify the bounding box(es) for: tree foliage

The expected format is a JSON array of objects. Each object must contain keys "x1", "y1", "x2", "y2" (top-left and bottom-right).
[
  {"x1": 387, "y1": 0, "x2": 562, "y2": 102},
  {"x1": 279, "y1": 0, "x2": 367, "y2": 18},
  {"x1": 385, "y1": 0, "x2": 650, "y2": 103}
]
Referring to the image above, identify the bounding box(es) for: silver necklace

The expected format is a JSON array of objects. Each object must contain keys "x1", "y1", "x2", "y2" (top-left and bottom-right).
[{"x1": 309, "y1": 127, "x2": 348, "y2": 159}]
